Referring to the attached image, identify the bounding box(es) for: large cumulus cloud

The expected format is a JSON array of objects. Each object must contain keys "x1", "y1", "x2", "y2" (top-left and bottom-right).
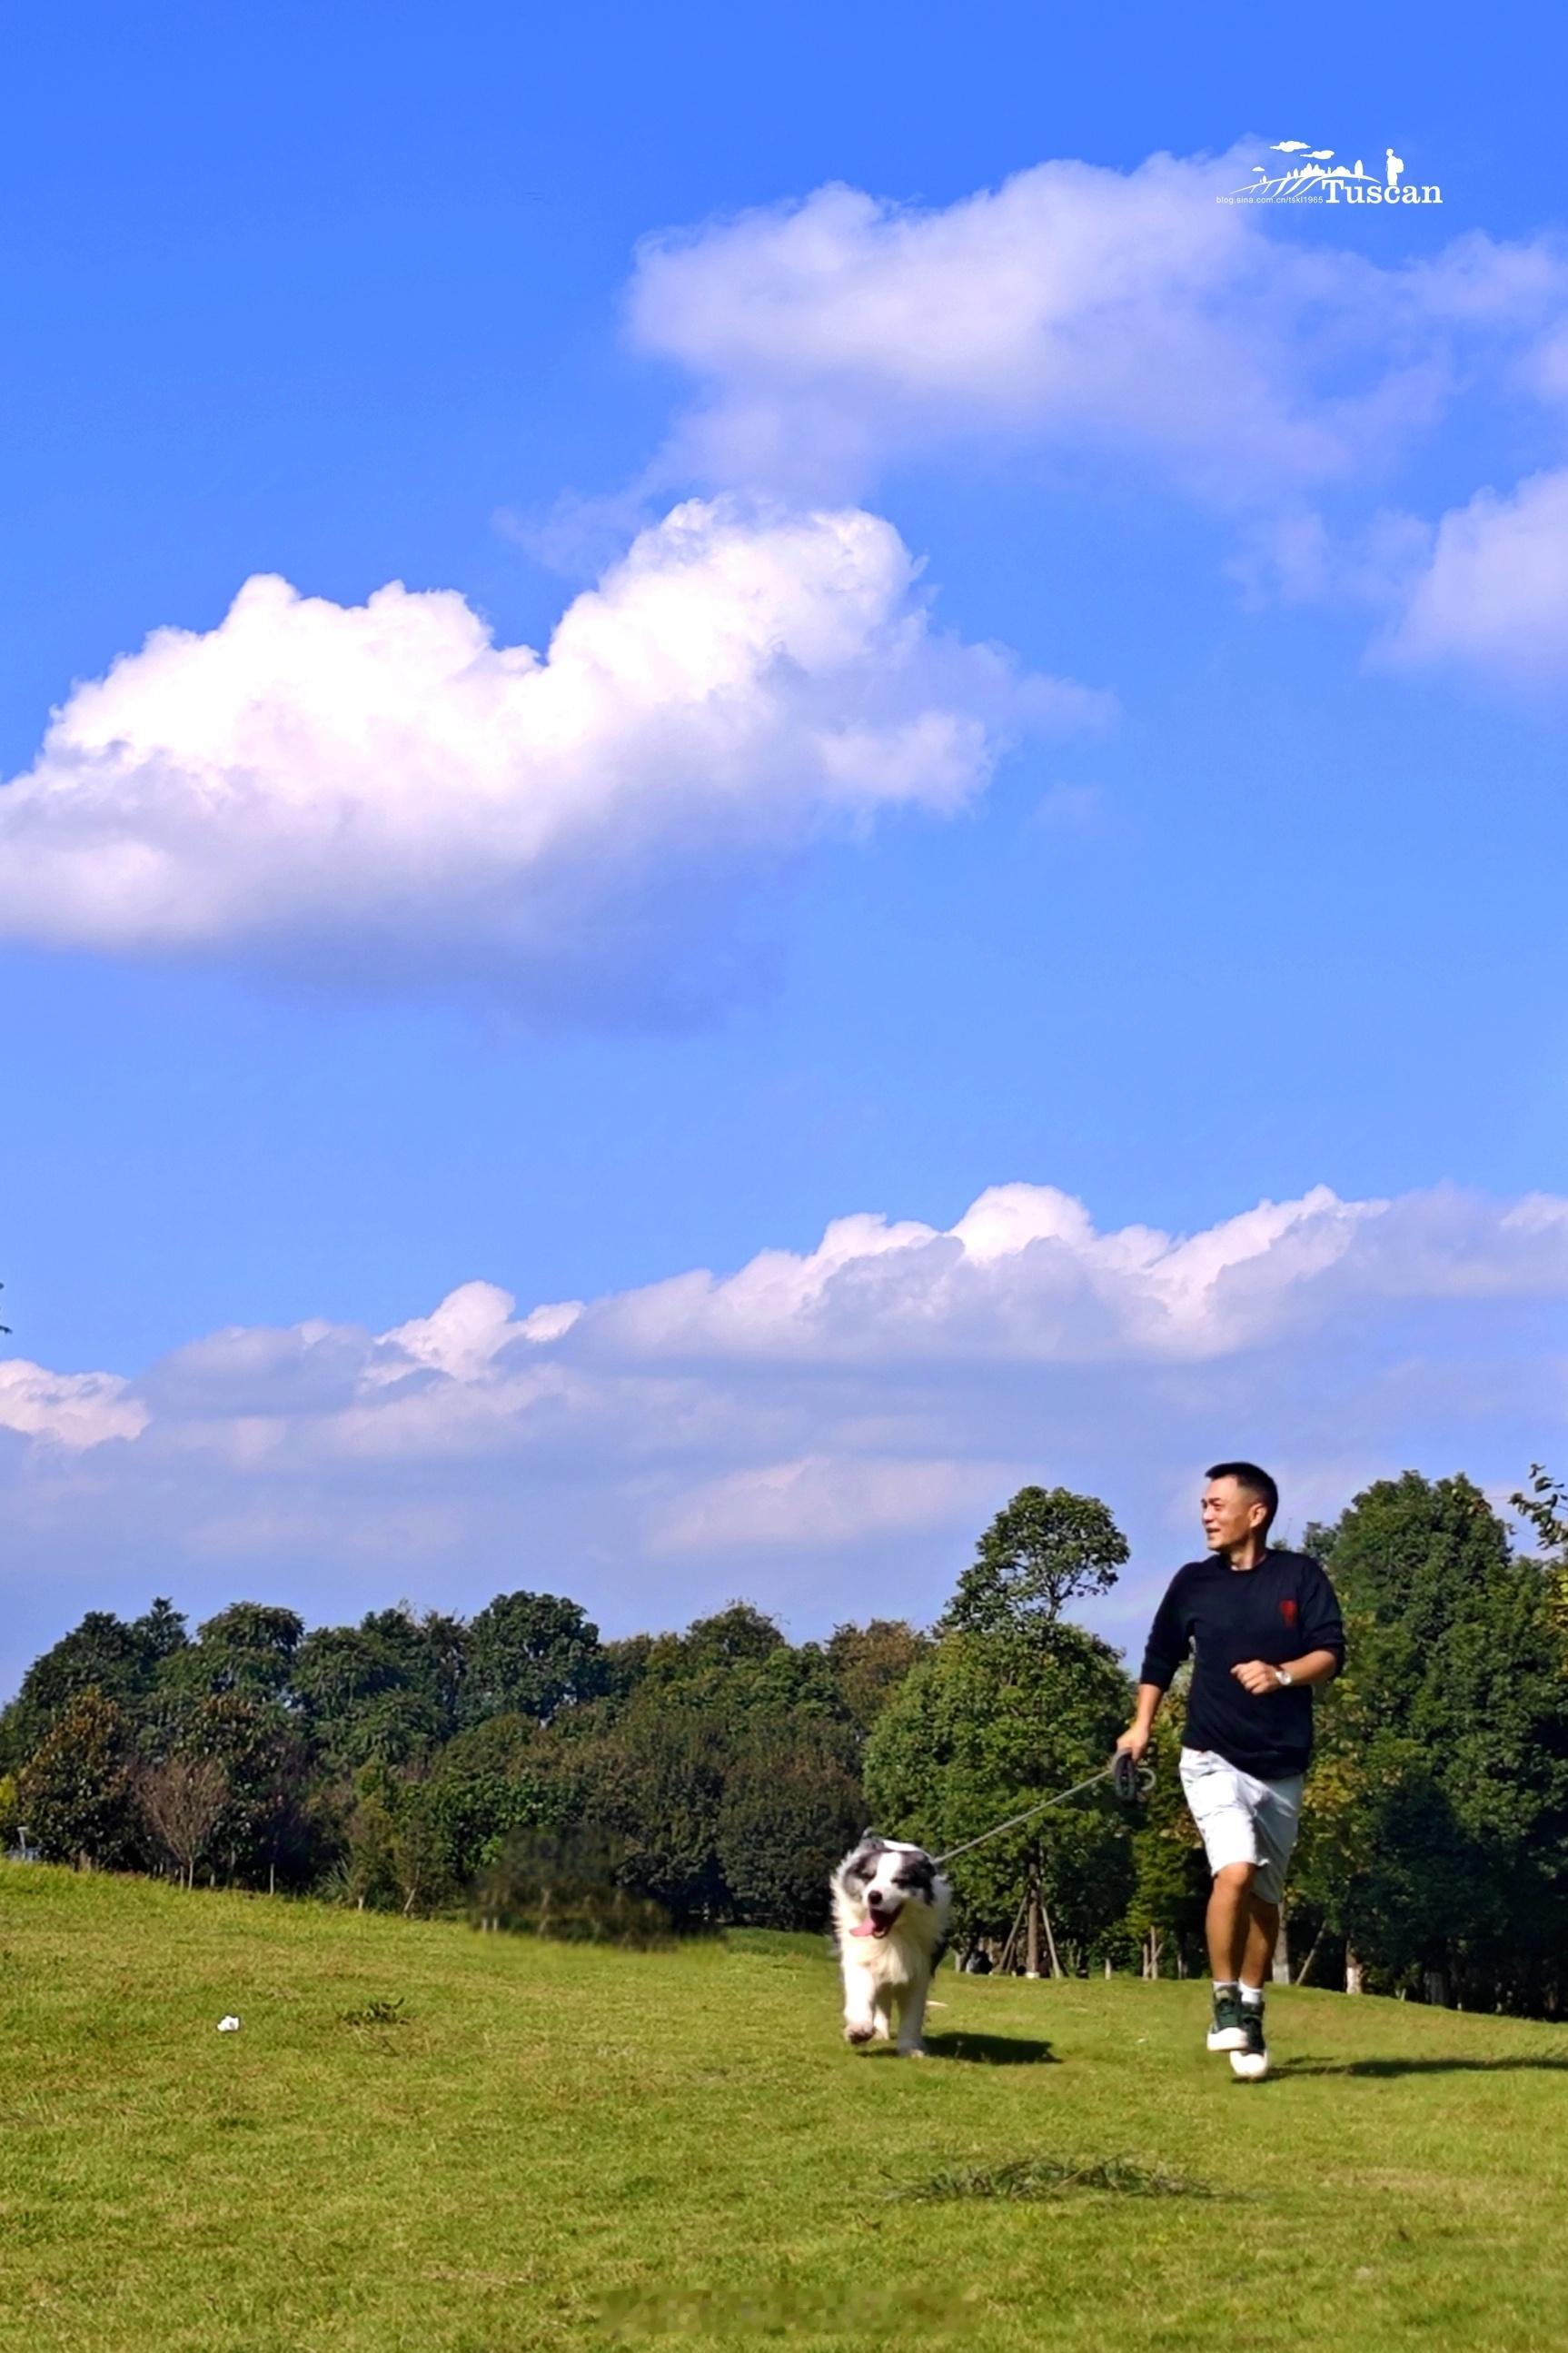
[
  {"x1": 630, "y1": 154, "x2": 1567, "y2": 500},
  {"x1": 0, "y1": 498, "x2": 1097, "y2": 999},
  {"x1": 3, "y1": 1179, "x2": 1563, "y2": 1683}
]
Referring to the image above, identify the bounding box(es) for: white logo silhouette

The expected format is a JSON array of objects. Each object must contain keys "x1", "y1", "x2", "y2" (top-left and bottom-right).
[{"x1": 1220, "y1": 140, "x2": 1440, "y2": 207}]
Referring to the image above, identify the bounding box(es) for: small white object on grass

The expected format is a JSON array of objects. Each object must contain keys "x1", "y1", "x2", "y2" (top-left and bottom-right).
[{"x1": 216, "y1": 2015, "x2": 242, "y2": 2032}]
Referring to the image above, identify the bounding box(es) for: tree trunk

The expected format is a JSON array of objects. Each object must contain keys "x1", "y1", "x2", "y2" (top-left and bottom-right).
[
  {"x1": 1293, "y1": 1924, "x2": 1325, "y2": 1987},
  {"x1": 997, "y1": 1891, "x2": 1027, "y2": 1975},
  {"x1": 1039, "y1": 1889, "x2": 1063, "y2": 1981},
  {"x1": 1272, "y1": 1914, "x2": 1292, "y2": 1985},
  {"x1": 1345, "y1": 1945, "x2": 1365, "y2": 1996},
  {"x1": 1024, "y1": 1861, "x2": 1043, "y2": 1979},
  {"x1": 1424, "y1": 1966, "x2": 1450, "y2": 2008}
]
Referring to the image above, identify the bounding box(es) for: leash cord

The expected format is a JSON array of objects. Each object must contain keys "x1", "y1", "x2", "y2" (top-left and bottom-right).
[{"x1": 932, "y1": 1758, "x2": 1152, "y2": 1868}]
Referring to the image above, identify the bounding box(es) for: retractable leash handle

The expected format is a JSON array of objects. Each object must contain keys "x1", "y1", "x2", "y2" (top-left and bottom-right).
[{"x1": 1113, "y1": 1749, "x2": 1149, "y2": 1802}]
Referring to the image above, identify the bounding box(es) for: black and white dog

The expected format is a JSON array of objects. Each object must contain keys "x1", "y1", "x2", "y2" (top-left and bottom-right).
[{"x1": 831, "y1": 1834, "x2": 952, "y2": 2057}]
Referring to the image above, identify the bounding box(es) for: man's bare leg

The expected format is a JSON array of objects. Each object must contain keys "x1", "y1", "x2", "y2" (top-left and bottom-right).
[{"x1": 1206, "y1": 1861, "x2": 1257, "y2": 1981}]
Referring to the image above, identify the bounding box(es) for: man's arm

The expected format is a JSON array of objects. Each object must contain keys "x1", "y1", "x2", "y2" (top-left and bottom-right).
[
  {"x1": 1116, "y1": 1681, "x2": 1167, "y2": 1761},
  {"x1": 1117, "y1": 1572, "x2": 1189, "y2": 1760},
  {"x1": 1232, "y1": 1559, "x2": 1347, "y2": 1695},
  {"x1": 1230, "y1": 1648, "x2": 1339, "y2": 1696}
]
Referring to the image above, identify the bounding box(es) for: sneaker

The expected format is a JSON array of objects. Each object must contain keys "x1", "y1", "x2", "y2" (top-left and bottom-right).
[
  {"x1": 1206, "y1": 1988, "x2": 1246, "y2": 2052},
  {"x1": 1230, "y1": 2005, "x2": 1269, "y2": 2081}
]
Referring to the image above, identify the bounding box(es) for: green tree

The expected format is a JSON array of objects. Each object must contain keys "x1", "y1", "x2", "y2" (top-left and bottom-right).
[
  {"x1": 1300, "y1": 1473, "x2": 1568, "y2": 2009},
  {"x1": 866, "y1": 1622, "x2": 1134, "y2": 1968},
  {"x1": 461, "y1": 1593, "x2": 606, "y2": 1727},
  {"x1": 715, "y1": 1720, "x2": 865, "y2": 1927},
  {"x1": 422, "y1": 1713, "x2": 567, "y2": 1882},
  {"x1": 629, "y1": 1608, "x2": 842, "y2": 1724},
  {"x1": 575, "y1": 1705, "x2": 729, "y2": 1923},
  {"x1": 1513, "y1": 1464, "x2": 1568, "y2": 1642},
  {"x1": 176, "y1": 1693, "x2": 317, "y2": 1889},
  {"x1": 0, "y1": 1601, "x2": 188, "y2": 1766},
  {"x1": 825, "y1": 1620, "x2": 929, "y2": 1735},
  {"x1": 17, "y1": 1689, "x2": 143, "y2": 1869},
  {"x1": 293, "y1": 1607, "x2": 456, "y2": 1771},
  {"x1": 678, "y1": 1603, "x2": 786, "y2": 1667},
  {"x1": 160, "y1": 1603, "x2": 304, "y2": 1706},
  {"x1": 1118, "y1": 1708, "x2": 1206, "y2": 1977},
  {"x1": 943, "y1": 1486, "x2": 1129, "y2": 1637}
]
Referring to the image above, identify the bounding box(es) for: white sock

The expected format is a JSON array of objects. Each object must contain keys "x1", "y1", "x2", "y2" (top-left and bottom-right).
[
  {"x1": 1213, "y1": 1980, "x2": 1239, "y2": 1994},
  {"x1": 1239, "y1": 1983, "x2": 1265, "y2": 2007}
]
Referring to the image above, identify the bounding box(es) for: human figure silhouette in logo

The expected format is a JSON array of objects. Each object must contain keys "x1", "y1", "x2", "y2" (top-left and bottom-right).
[{"x1": 1385, "y1": 147, "x2": 1405, "y2": 190}]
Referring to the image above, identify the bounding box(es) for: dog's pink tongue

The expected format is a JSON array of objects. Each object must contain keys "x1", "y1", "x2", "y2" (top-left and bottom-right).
[{"x1": 849, "y1": 1920, "x2": 879, "y2": 1939}]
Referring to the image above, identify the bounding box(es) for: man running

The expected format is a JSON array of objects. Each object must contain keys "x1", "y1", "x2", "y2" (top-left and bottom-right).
[{"x1": 1116, "y1": 1463, "x2": 1345, "y2": 2081}]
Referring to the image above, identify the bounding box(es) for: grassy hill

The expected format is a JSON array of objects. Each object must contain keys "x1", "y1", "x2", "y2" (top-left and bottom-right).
[{"x1": 2, "y1": 1867, "x2": 1565, "y2": 2351}]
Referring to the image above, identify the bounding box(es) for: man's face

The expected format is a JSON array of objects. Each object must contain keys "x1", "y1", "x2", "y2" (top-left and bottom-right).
[{"x1": 1201, "y1": 1475, "x2": 1267, "y2": 1554}]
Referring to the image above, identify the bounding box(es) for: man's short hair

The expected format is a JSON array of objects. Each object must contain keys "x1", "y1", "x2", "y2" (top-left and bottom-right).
[{"x1": 1206, "y1": 1461, "x2": 1279, "y2": 1531}]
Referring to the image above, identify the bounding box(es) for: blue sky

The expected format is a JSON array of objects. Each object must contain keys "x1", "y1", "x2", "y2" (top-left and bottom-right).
[{"x1": 2, "y1": 0, "x2": 1564, "y2": 1686}]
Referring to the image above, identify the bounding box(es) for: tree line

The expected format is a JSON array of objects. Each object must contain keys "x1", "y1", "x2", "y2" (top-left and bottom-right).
[{"x1": 3, "y1": 1465, "x2": 1564, "y2": 2015}]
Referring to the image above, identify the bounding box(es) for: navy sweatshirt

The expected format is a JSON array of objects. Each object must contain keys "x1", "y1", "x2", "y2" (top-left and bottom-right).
[{"x1": 1138, "y1": 1549, "x2": 1345, "y2": 1779}]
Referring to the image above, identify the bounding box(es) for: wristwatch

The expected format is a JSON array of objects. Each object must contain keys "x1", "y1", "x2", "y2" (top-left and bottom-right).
[{"x1": 1274, "y1": 1666, "x2": 1294, "y2": 1689}]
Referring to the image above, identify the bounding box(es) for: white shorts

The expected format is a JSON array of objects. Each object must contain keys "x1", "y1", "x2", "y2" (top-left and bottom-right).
[{"x1": 1179, "y1": 1747, "x2": 1303, "y2": 1905}]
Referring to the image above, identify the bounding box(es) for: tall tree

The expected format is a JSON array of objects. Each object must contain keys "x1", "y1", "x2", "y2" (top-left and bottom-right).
[
  {"x1": 943, "y1": 1486, "x2": 1129, "y2": 1637},
  {"x1": 1513, "y1": 1464, "x2": 1568, "y2": 1642},
  {"x1": 716, "y1": 1719, "x2": 865, "y2": 1927},
  {"x1": 825, "y1": 1620, "x2": 929, "y2": 1735},
  {"x1": 461, "y1": 1593, "x2": 606, "y2": 1727},
  {"x1": 161, "y1": 1603, "x2": 305, "y2": 1705},
  {"x1": 866, "y1": 1622, "x2": 1134, "y2": 1967},
  {"x1": 17, "y1": 1689, "x2": 143, "y2": 1870},
  {"x1": 1300, "y1": 1473, "x2": 1568, "y2": 2009},
  {"x1": 0, "y1": 1602, "x2": 186, "y2": 1766},
  {"x1": 293, "y1": 1606, "x2": 454, "y2": 1770},
  {"x1": 176, "y1": 1694, "x2": 317, "y2": 1889},
  {"x1": 575, "y1": 1705, "x2": 729, "y2": 1923}
]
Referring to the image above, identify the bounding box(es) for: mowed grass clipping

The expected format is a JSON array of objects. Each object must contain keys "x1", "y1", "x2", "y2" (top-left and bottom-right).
[{"x1": 3, "y1": 1871, "x2": 1568, "y2": 2350}]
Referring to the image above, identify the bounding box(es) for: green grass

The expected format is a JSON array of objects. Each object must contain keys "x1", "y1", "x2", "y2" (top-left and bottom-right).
[{"x1": 4, "y1": 1870, "x2": 1568, "y2": 2350}]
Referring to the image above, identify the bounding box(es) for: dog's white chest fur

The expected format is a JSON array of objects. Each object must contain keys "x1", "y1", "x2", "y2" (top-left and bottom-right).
[{"x1": 831, "y1": 1835, "x2": 951, "y2": 2057}]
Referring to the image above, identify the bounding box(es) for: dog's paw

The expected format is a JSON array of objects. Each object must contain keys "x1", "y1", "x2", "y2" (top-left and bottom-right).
[{"x1": 844, "y1": 2023, "x2": 875, "y2": 2045}]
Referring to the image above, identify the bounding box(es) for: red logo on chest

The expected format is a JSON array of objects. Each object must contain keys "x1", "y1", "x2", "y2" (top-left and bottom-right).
[{"x1": 1279, "y1": 1597, "x2": 1298, "y2": 1627}]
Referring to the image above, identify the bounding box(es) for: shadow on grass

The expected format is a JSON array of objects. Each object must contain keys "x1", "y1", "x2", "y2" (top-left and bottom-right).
[
  {"x1": 1279, "y1": 2055, "x2": 1568, "y2": 2080},
  {"x1": 924, "y1": 2031, "x2": 1057, "y2": 2067}
]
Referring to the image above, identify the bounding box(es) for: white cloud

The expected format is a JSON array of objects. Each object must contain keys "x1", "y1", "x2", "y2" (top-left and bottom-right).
[
  {"x1": 648, "y1": 1454, "x2": 1006, "y2": 1555},
  {"x1": 630, "y1": 157, "x2": 1563, "y2": 501},
  {"x1": 0, "y1": 1360, "x2": 148, "y2": 1450},
  {"x1": 0, "y1": 499, "x2": 1097, "y2": 998},
  {"x1": 569, "y1": 1181, "x2": 1568, "y2": 1365},
  {"x1": 1382, "y1": 466, "x2": 1568, "y2": 685},
  {"x1": 2, "y1": 1179, "x2": 1563, "y2": 1674}
]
